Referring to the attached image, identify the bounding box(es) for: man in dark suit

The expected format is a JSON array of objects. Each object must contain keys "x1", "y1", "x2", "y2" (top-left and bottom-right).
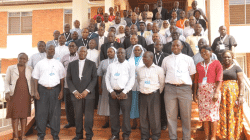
[
  {"x1": 152, "y1": 0, "x2": 169, "y2": 21},
  {"x1": 123, "y1": 24, "x2": 147, "y2": 49},
  {"x1": 67, "y1": 46, "x2": 97, "y2": 140},
  {"x1": 100, "y1": 32, "x2": 124, "y2": 61},
  {"x1": 126, "y1": 12, "x2": 140, "y2": 31},
  {"x1": 163, "y1": 30, "x2": 194, "y2": 57},
  {"x1": 74, "y1": 28, "x2": 90, "y2": 49},
  {"x1": 93, "y1": 26, "x2": 108, "y2": 51},
  {"x1": 88, "y1": 24, "x2": 99, "y2": 40},
  {"x1": 169, "y1": 1, "x2": 182, "y2": 21},
  {"x1": 62, "y1": 24, "x2": 72, "y2": 42}
]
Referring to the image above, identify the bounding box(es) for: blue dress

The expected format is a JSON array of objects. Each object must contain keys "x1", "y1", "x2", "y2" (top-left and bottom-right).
[{"x1": 130, "y1": 57, "x2": 140, "y2": 119}]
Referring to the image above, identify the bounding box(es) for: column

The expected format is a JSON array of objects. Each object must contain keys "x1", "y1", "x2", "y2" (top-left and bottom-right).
[
  {"x1": 72, "y1": 0, "x2": 89, "y2": 29},
  {"x1": 207, "y1": 0, "x2": 224, "y2": 45},
  {"x1": 105, "y1": 0, "x2": 114, "y2": 13}
]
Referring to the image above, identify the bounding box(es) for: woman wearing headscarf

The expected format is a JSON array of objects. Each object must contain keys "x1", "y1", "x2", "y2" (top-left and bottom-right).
[
  {"x1": 128, "y1": 44, "x2": 145, "y2": 129},
  {"x1": 97, "y1": 47, "x2": 118, "y2": 128},
  {"x1": 4, "y1": 53, "x2": 34, "y2": 140},
  {"x1": 217, "y1": 50, "x2": 244, "y2": 140},
  {"x1": 116, "y1": 25, "x2": 125, "y2": 43},
  {"x1": 193, "y1": 46, "x2": 223, "y2": 140},
  {"x1": 159, "y1": 20, "x2": 170, "y2": 36}
]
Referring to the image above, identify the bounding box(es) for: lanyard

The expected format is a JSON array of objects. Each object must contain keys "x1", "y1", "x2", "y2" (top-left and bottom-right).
[
  {"x1": 154, "y1": 52, "x2": 162, "y2": 65},
  {"x1": 89, "y1": 32, "x2": 93, "y2": 38},
  {"x1": 203, "y1": 60, "x2": 212, "y2": 77},
  {"x1": 64, "y1": 33, "x2": 71, "y2": 41},
  {"x1": 220, "y1": 35, "x2": 227, "y2": 44},
  {"x1": 82, "y1": 39, "x2": 88, "y2": 46}
]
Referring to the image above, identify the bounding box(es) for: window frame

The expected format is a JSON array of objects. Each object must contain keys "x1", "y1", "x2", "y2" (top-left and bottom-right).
[
  {"x1": 8, "y1": 11, "x2": 32, "y2": 34},
  {"x1": 229, "y1": 0, "x2": 250, "y2": 25}
]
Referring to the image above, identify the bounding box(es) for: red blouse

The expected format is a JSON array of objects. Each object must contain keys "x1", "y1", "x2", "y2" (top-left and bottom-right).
[
  {"x1": 93, "y1": 14, "x2": 104, "y2": 21},
  {"x1": 108, "y1": 15, "x2": 115, "y2": 22},
  {"x1": 195, "y1": 60, "x2": 223, "y2": 83}
]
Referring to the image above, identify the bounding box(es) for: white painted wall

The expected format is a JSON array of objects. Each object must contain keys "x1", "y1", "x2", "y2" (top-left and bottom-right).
[
  {"x1": 0, "y1": 35, "x2": 38, "y2": 59},
  {"x1": 230, "y1": 26, "x2": 250, "y2": 53}
]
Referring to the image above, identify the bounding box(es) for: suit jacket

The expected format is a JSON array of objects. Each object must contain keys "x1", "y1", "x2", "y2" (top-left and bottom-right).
[
  {"x1": 93, "y1": 36, "x2": 109, "y2": 50},
  {"x1": 153, "y1": 52, "x2": 170, "y2": 66},
  {"x1": 67, "y1": 59, "x2": 97, "y2": 99},
  {"x1": 123, "y1": 35, "x2": 147, "y2": 49},
  {"x1": 4, "y1": 65, "x2": 34, "y2": 96},
  {"x1": 146, "y1": 44, "x2": 155, "y2": 53},
  {"x1": 152, "y1": 8, "x2": 169, "y2": 21},
  {"x1": 163, "y1": 41, "x2": 194, "y2": 57},
  {"x1": 126, "y1": 21, "x2": 140, "y2": 31},
  {"x1": 74, "y1": 38, "x2": 91, "y2": 48},
  {"x1": 100, "y1": 42, "x2": 124, "y2": 61},
  {"x1": 61, "y1": 32, "x2": 72, "y2": 42}
]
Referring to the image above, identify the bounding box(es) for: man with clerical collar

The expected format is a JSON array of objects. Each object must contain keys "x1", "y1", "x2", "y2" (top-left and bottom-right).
[
  {"x1": 211, "y1": 25, "x2": 237, "y2": 62},
  {"x1": 66, "y1": 31, "x2": 79, "y2": 46},
  {"x1": 146, "y1": 33, "x2": 161, "y2": 53},
  {"x1": 127, "y1": 12, "x2": 140, "y2": 30},
  {"x1": 88, "y1": 24, "x2": 98, "y2": 40},
  {"x1": 60, "y1": 42, "x2": 79, "y2": 129},
  {"x1": 146, "y1": 23, "x2": 166, "y2": 45},
  {"x1": 46, "y1": 30, "x2": 60, "y2": 47},
  {"x1": 169, "y1": 1, "x2": 182, "y2": 20},
  {"x1": 100, "y1": 32, "x2": 124, "y2": 61},
  {"x1": 75, "y1": 28, "x2": 90, "y2": 48},
  {"x1": 70, "y1": 20, "x2": 82, "y2": 39},
  {"x1": 62, "y1": 24, "x2": 72, "y2": 42},
  {"x1": 54, "y1": 35, "x2": 70, "y2": 61},
  {"x1": 163, "y1": 30, "x2": 194, "y2": 57},
  {"x1": 186, "y1": 23, "x2": 209, "y2": 55},
  {"x1": 123, "y1": 24, "x2": 147, "y2": 49},
  {"x1": 152, "y1": 0, "x2": 168, "y2": 21}
]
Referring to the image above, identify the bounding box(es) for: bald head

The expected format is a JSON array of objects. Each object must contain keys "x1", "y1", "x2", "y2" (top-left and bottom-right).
[
  {"x1": 143, "y1": 51, "x2": 154, "y2": 67},
  {"x1": 198, "y1": 38, "x2": 207, "y2": 49}
]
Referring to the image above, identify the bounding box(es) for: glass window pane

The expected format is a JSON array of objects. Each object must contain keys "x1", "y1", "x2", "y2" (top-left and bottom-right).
[
  {"x1": 230, "y1": 5, "x2": 245, "y2": 24},
  {"x1": 64, "y1": 9, "x2": 72, "y2": 14},
  {"x1": 21, "y1": 12, "x2": 32, "y2": 17},
  {"x1": 21, "y1": 16, "x2": 32, "y2": 33},
  {"x1": 9, "y1": 12, "x2": 20, "y2": 17},
  {"x1": 9, "y1": 17, "x2": 20, "y2": 34},
  {"x1": 229, "y1": 0, "x2": 245, "y2": 5}
]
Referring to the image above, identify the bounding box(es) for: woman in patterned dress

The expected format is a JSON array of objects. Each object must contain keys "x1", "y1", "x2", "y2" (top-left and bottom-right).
[
  {"x1": 193, "y1": 46, "x2": 223, "y2": 140},
  {"x1": 128, "y1": 44, "x2": 145, "y2": 129},
  {"x1": 217, "y1": 50, "x2": 244, "y2": 139},
  {"x1": 97, "y1": 47, "x2": 117, "y2": 128}
]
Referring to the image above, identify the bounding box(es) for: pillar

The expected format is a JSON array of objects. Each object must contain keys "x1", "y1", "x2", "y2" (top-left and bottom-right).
[
  {"x1": 105, "y1": 0, "x2": 114, "y2": 13},
  {"x1": 72, "y1": 0, "x2": 89, "y2": 29},
  {"x1": 207, "y1": 0, "x2": 224, "y2": 45}
]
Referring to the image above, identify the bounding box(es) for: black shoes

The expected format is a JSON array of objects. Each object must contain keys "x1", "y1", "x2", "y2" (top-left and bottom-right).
[
  {"x1": 161, "y1": 125, "x2": 167, "y2": 130},
  {"x1": 102, "y1": 122, "x2": 109, "y2": 128},
  {"x1": 64, "y1": 123, "x2": 75, "y2": 128},
  {"x1": 72, "y1": 136, "x2": 83, "y2": 140},
  {"x1": 109, "y1": 135, "x2": 119, "y2": 140}
]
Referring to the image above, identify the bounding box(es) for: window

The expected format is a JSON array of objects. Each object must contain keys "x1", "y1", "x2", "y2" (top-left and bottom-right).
[
  {"x1": 229, "y1": 0, "x2": 250, "y2": 24},
  {"x1": 64, "y1": 9, "x2": 91, "y2": 28},
  {"x1": 8, "y1": 12, "x2": 32, "y2": 34}
]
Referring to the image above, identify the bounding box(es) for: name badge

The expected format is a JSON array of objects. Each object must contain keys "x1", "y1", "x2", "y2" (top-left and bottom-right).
[
  {"x1": 144, "y1": 80, "x2": 151, "y2": 87},
  {"x1": 219, "y1": 44, "x2": 225, "y2": 50},
  {"x1": 202, "y1": 77, "x2": 207, "y2": 85},
  {"x1": 56, "y1": 57, "x2": 61, "y2": 61},
  {"x1": 114, "y1": 73, "x2": 120, "y2": 79},
  {"x1": 49, "y1": 73, "x2": 55, "y2": 76},
  {"x1": 195, "y1": 46, "x2": 199, "y2": 52},
  {"x1": 176, "y1": 70, "x2": 182, "y2": 77}
]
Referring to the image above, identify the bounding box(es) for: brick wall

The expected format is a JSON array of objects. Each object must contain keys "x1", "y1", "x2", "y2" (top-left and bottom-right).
[
  {"x1": 0, "y1": 12, "x2": 7, "y2": 48},
  {"x1": 224, "y1": 0, "x2": 230, "y2": 34},
  {"x1": 32, "y1": 9, "x2": 64, "y2": 47}
]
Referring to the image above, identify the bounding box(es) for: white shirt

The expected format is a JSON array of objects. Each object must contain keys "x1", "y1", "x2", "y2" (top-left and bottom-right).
[
  {"x1": 105, "y1": 60, "x2": 135, "y2": 94},
  {"x1": 32, "y1": 58, "x2": 65, "y2": 87},
  {"x1": 161, "y1": 53, "x2": 196, "y2": 85},
  {"x1": 137, "y1": 64, "x2": 165, "y2": 94},
  {"x1": 166, "y1": 35, "x2": 186, "y2": 43},
  {"x1": 98, "y1": 36, "x2": 105, "y2": 51},
  {"x1": 94, "y1": 31, "x2": 108, "y2": 37},
  {"x1": 183, "y1": 26, "x2": 205, "y2": 38},
  {"x1": 146, "y1": 33, "x2": 167, "y2": 45},
  {"x1": 104, "y1": 21, "x2": 112, "y2": 32},
  {"x1": 87, "y1": 49, "x2": 100, "y2": 67},
  {"x1": 28, "y1": 52, "x2": 46, "y2": 69},
  {"x1": 54, "y1": 45, "x2": 70, "y2": 61},
  {"x1": 79, "y1": 59, "x2": 85, "y2": 80}
]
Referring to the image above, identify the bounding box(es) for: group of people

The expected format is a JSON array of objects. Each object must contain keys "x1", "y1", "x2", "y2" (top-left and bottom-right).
[{"x1": 4, "y1": 0, "x2": 243, "y2": 140}]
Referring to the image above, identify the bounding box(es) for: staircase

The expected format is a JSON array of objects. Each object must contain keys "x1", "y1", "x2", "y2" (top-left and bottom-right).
[{"x1": 26, "y1": 102, "x2": 205, "y2": 140}]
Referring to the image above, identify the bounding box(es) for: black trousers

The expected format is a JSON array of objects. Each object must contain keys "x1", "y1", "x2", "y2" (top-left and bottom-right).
[
  {"x1": 160, "y1": 90, "x2": 167, "y2": 126},
  {"x1": 140, "y1": 91, "x2": 161, "y2": 140},
  {"x1": 64, "y1": 88, "x2": 75, "y2": 125},
  {"x1": 109, "y1": 91, "x2": 132, "y2": 138},
  {"x1": 36, "y1": 84, "x2": 61, "y2": 138},
  {"x1": 71, "y1": 94, "x2": 95, "y2": 139}
]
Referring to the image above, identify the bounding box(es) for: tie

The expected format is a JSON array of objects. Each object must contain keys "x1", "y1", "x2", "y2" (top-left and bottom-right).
[{"x1": 141, "y1": 32, "x2": 143, "y2": 36}]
